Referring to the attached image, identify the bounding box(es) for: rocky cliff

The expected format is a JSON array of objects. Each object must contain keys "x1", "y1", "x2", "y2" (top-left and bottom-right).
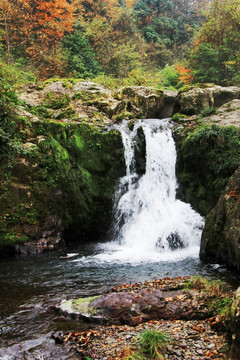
[{"x1": 1, "y1": 80, "x2": 240, "y2": 273}]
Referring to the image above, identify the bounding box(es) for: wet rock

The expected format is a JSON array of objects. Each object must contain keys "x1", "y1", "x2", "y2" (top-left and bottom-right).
[
  {"x1": 58, "y1": 288, "x2": 218, "y2": 326},
  {"x1": 200, "y1": 166, "x2": 240, "y2": 272},
  {"x1": 14, "y1": 215, "x2": 65, "y2": 255},
  {"x1": 114, "y1": 86, "x2": 177, "y2": 118}
]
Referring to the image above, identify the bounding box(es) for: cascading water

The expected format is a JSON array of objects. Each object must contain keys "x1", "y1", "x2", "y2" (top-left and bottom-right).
[{"x1": 110, "y1": 118, "x2": 204, "y2": 258}]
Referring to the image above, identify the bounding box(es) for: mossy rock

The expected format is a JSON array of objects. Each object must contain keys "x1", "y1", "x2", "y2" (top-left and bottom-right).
[
  {"x1": 0, "y1": 115, "x2": 125, "y2": 252},
  {"x1": 200, "y1": 166, "x2": 240, "y2": 272},
  {"x1": 43, "y1": 93, "x2": 70, "y2": 110}
]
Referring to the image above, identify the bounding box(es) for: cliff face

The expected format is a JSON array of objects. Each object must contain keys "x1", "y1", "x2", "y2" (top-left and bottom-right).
[
  {"x1": 0, "y1": 119, "x2": 125, "y2": 254},
  {"x1": 0, "y1": 80, "x2": 176, "y2": 254},
  {"x1": 1, "y1": 80, "x2": 240, "y2": 270},
  {"x1": 200, "y1": 167, "x2": 240, "y2": 271},
  {"x1": 173, "y1": 98, "x2": 240, "y2": 272}
]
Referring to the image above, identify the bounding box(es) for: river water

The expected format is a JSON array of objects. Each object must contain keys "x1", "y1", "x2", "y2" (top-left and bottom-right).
[{"x1": 0, "y1": 119, "x2": 238, "y2": 359}]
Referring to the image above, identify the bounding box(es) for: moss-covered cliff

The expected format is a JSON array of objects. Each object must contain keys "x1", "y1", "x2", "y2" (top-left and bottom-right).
[
  {"x1": 0, "y1": 118, "x2": 125, "y2": 253},
  {"x1": 174, "y1": 121, "x2": 240, "y2": 216},
  {"x1": 1, "y1": 80, "x2": 240, "y2": 268},
  {"x1": 173, "y1": 98, "x2": 240, "y2": 273},
  {"x1": 0, "y1": 89, "x2": 127, "y2": 254}
]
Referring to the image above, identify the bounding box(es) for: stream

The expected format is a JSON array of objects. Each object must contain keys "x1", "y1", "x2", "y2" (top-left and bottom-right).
[{"x1": 0, "y1": 119, "x2": 239, "y2": 359}]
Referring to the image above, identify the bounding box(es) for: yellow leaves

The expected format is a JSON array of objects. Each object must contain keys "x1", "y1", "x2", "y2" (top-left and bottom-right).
[
  {"x1": 72, "y1": 0, "x2": 120, "y2": 23},
  {"x1": 125, "y1": 0, "x2": 137, "y2": 8},
  {"x1": 4, "y1": 0, "x2": 74, "y2": 46}
]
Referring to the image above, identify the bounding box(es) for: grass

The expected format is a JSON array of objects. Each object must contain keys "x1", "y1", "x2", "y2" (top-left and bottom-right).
[
  {"x1": 183, "y1": 276, "x2": 233, "y2": 324},
  {"x1": 128, "y1": 330, "x2": 170, "y2": 360},
  {"x1": 184, "y1": 275, "x2": 230, "y2": 296},
  {"x1": 200, "y1": 106, "x2": 217, "y2": 117},
  {"x1": 183, "y1": 275, "x2": 230, "y2": 296}
]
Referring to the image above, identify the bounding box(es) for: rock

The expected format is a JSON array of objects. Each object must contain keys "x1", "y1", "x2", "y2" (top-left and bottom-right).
[
  {"x1": 57, "y1": 288, "x2": 219, "y2": 326},
  {"x1": 114, "y1": 86, "x2": 177, "y2": 118},
  {"x1": 200, "y1": 166, "x2": 240, "y2": 272},
  {"x1": 176, "y1": 85, "x2": 240, "y2": 115},
  {"x1": 229, "y1": 287, "x2": 240, "y2": 360},
  {"x1": 14, "y1": 215, "x2": 65, "y2": 255},
  {"x1": 202, "y1": 99, "x2": 240, "y2": 128}
]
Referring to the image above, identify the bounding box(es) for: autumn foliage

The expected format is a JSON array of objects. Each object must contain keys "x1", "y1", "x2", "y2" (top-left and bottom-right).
[
  {"x1": 0, "y1": 0, "x2": 74, "y2": 78},
  {"x1": 175, "y1": 64, "x2": 193, "y2": 84}
]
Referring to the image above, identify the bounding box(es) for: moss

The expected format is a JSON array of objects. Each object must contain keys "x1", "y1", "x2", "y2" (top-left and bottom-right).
[
  {"x1": 115, "y1": 111, "x2": 134, "y2": 121},
  {"x1": 43, "y1": 93, "x2": 70, "y2": 110},
  {"x1": 72, "y1": 296, "x2": 99, "y2": 315},
  {"x1": 0, "y1": 113, "x2": 125, "y2": 250},
  {"x1": 174, "y1": 124, "x2": 240, "y2": 215},
  {"x1": 54, "y1": 107, "x2": 76, "y2": 120},
  {"x1": 171, "y1": 113, "x2": 187, "y2": 122}
]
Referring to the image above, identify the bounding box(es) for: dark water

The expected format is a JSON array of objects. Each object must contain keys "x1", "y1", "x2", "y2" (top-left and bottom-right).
[{"x1": 0, "y1": 242, "x2": 239, "y2": 359}]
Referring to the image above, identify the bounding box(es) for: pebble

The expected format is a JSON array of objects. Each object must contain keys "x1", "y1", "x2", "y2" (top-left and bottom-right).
[{"x1": 62, "y1": 319, "x2": 228, "y2": 359}]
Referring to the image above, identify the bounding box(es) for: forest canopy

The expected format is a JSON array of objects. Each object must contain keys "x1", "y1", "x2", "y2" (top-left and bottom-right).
[{"x1": 0, "y1": 0, "x2": 239, "y2": 87}]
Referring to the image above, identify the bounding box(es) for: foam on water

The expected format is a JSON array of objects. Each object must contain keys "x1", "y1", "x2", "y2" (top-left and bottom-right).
[{"x1": 73, "y1": 118, "x2": 204, "y2": 265}]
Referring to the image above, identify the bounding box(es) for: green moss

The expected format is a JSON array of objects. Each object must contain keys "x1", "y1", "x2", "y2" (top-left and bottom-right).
[
  {"x1": 72, "y1": 296, "x2": 99, "y2": 315},
  {"x1": 115, "y1": 111, "x2": 134, "y2": 121},
  {"x1": 43, "y1": 93, "x2": 70, "y2": 110},
  {"x1": 0, "y1": 116, "x2": 125, "y2": 249},
  {"x1": 175, "y1": 124, "x2": 240, "y2": 215},
  {"x1": 171, "y1": 113, "x2": 187, "y2": 122}
]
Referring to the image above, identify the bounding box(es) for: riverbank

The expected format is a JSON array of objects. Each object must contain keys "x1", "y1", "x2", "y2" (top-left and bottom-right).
[{"x1": 53, "y1": 276, "x2": 236, "y2": 360}]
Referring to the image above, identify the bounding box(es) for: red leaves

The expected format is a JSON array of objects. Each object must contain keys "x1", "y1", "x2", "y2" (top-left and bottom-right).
[
  {"x1": 62, "y1": 329, "x2": 101, "y2": 346},
  {"x1": 192, "y1": 325, "x2": 204, "y2": 333},
  {"x1": 175, "y1": 64, "x2": 193, "y2": 84},
  {"x1": 225, "y1": 189, "x2": 240, "y2": 209}
]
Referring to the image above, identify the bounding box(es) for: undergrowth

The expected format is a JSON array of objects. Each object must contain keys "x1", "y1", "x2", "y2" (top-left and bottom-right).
[
  {"x1": 128, "y1": 330, "x2": 170, "y2": 360},
  {"x1": 183, "y1": 275, "x2": 230, "y2": 296}
]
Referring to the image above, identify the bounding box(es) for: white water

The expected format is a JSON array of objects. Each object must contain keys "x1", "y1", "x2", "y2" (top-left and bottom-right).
[{"x1": 73, "y1": 118, "x2": 204, "y2": 264}]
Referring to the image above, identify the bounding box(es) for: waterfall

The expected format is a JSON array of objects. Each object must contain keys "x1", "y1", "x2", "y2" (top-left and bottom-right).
[{"x1": 112, "y1": 119, "x2": 204, "y2": 254}]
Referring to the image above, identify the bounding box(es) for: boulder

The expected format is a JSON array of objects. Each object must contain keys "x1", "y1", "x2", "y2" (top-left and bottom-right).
[
  {"x1": 17, "y1": 81, "x2": 177, "y2": 125},
  {"x1": 114, "y1": 86, "x2": 177, "y2": 118},
  {"x1": 201, "y1": 99, "x2": 240, "y2": 128},
  {"x1": 176, "y1": 86, "x2": 240, "y2": 115},
  {"x1": 200, "y1": 167, "x2": 240, "y2": 272},
  {"x1": 14, "y1": 215, "x2": 65, "y2": 255},
  {"x1": 57, "y1": 288, "x2": 218, "y2": 326}
]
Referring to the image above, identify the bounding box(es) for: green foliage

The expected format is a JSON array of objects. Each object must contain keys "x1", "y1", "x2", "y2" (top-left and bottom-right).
[
  {"x1": 190, "y1": 0, "x2": 240, "y2": 85},
  {"x1": 200, "y1": 106, "x2": 217, "y2": 117},
  {"x1": 62, "y1": 23, "x2": 101, "y2": 79},
  {"x1": 93, "y1": 70, "x2": 164, "y2": 89},
  {"x1": 171, "y1": 113, "x2": 187, "y2": 122},
  {"x1": 175, "y1": 124, "x2": 240, "y2": 214},
  {"x1": 138, "y1": 330, "x2": 170, "y2": 359},
  {"x1": 183, "y1": 276, "x2": 230, "y2": 296},
  {"x1": 160, "y1": 65, "x2": 180, "y2": 89},
  {"x1": 191, "y1": 43, "x2": 221, "y2": 84},
  {"x1": 0, "y1": 59, "x2": 37, "y2": 87},
  {"x1": 186, "y1": 125, "x2": 240, "y2": 180},
  {"x1": 133, "y1": 0, "x2": 197, "y2": 50},
  {"x1": 43, "y1": 93, "x2": 70, "y2": 110}
]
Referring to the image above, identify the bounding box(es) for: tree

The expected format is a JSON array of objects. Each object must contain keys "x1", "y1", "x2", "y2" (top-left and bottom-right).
[
  {"x1": 72, "y1": 0, "x2": 120, "y2": 22},
  {"x1": 0, "y1": 0, "x2": 74, "y2": 77},
  {"x1": 62, "y1": 22, "x2": 101, "y2": 78},
  {"x1": 190, "y1": 0, "x2": 240, "y2": 85}
]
